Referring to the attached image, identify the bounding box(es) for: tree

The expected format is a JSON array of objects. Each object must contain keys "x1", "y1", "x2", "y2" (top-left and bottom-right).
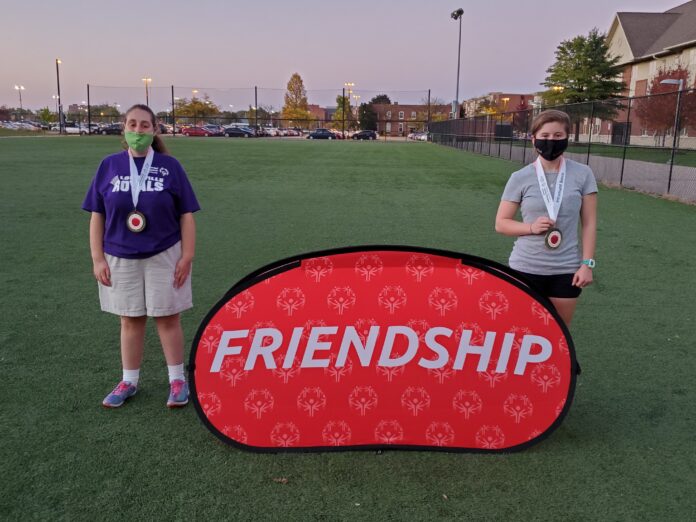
[
  {"x1": 281, "y1": 73, "x2": 312, "y2": 128},
  {"x1": 358, "y1": 102, "x2": 377, "y2": 130},
  {"x1": 370, "y1": 94, "x2": 391, "y2": 105},
  {"x1": 541, "y1": 28, "x2": 624, "y2": 141},
  {"x1": 633, "y1": 65, "x2": 696, "y2": 147},
  {"x1": 173, "y1": 94, "x2": 221, "y2": 120},
  {"x1": 36, "y1": 107, "x2": 55, "y2": 123},
  {"x1": 332, "y1": 95, "x2": 357, "y2": 130},
  {"x1": 91, "y1": 104, "x2": 121, "y2": 118}
]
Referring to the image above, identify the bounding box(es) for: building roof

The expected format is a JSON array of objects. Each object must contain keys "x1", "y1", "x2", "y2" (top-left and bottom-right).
[{"x1": 616, "y1": 0, "x2": 696, "y2": 60}]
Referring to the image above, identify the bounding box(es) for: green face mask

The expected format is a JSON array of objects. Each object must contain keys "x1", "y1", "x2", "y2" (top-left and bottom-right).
[{"x1": 124, "y1": 131, "x2": 154, "y2": 153}]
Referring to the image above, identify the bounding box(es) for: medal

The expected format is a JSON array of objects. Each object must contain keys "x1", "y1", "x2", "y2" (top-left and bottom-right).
[
  {"x1": 534, "y1": 157, "x2": 566, "y2": 250},
  {"x1": 127, "y1": 148, "x2": 154, "y2": 234},
  {"x1": 544, "y1": 228, "x2": 562, "y2": 249},
  {"x1": 127, "y1": 210, "x2": 147, "y2": 233}
]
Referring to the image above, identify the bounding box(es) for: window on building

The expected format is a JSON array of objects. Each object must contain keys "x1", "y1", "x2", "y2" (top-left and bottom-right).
[
  {"x1": 398, "y1": 111, "x2": 404, "y2": 120},
  {"x1": 411, "y1": 111, "x2": 417, "y2": 119},
  {"x1": 399, "y1": 123, "x2": 404, "y2": 133},
  {"x1": 386, "y1": 122, "x2": 391, "y2": 133},
  {"x1": 386, "y1": 111, "x2": 391, "y2": 119}
]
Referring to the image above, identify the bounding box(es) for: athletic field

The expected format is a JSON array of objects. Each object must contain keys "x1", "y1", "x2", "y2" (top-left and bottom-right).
[{"x1": 1, "y1": 136, "x2": 694, "y2": 520}]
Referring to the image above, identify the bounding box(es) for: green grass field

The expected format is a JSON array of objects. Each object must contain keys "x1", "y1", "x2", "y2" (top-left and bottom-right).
[{"x1": 1, "y1": 136, "x2": 695, "y2": 520}]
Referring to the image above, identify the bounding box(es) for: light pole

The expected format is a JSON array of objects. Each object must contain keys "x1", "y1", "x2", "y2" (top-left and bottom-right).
[
  {"x1": 52, "y1": 95, "x2": 58, "y2": 116},
  {"x1": 55, "y1": 58, "x2": 63, "y2": 133},
  {"x1": 14, "y1": 85, "x2": 25, "y2": 120},
  {"x1": 451, "y1": 8, "x2": 464, "y2": 118},
  {"x1": 661, "y1": 78, "x2": 685, "y2": 193},
  {"x1": 142, "y1": 77, "x2": 152, "y2": 105}
]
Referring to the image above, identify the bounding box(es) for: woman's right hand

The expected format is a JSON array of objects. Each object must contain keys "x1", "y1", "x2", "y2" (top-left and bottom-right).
[
  {"x1": 530, "y1": 217, "x2": 556, "y2": 235},
  {"x1": 93, "y1": 257, "x2": 111, "y2": 286}
]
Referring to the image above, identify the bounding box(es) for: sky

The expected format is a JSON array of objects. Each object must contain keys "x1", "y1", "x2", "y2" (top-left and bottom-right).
[{"x1": 0, "y1": 0, "x2": 682, "y2": 112}]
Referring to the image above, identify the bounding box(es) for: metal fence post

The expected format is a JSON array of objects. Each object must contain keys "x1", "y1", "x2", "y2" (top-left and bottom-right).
[
  {"x1": 342, "y1": 87, "x2": 346, "y2": 137},
  {"x1": 254, "y1": 86, "x2": 258, "y2": 130},
  {"x1": 171, "y1": 85, "x2": 176, "y2": 134},
  {"x1": 619, "y1": 97, "x2": 632, "y2": 187},
  {"x1": 87, "y1": 84, "x2": 91, "y2": 134},
  {"x1": 427, "y1": 89, "x2": 431, "y2": 132},
  {"x1": 667, "y1": 89, "x2": 683, "y2": 194},
  {"x1": 586, "y1": 101, "x2": 595, "y2": 165},
  {"x1": 522, "y1": 110, "x2": 530, "y2": 164}
]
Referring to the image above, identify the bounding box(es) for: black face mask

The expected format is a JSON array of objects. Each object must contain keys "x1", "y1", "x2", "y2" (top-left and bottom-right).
[{"x1": 534, "y1": 138, "x2": 568, "y2": 161}]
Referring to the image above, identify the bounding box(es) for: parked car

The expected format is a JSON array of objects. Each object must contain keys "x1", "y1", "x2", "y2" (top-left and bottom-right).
[
  {"x1": 352, "y1": 130, "x2": 378, "y2": 140},
  {"x1": 224, "y1": 127, "x2": 254, "y2": 138},
  {"x1": 182, "y1": 126, "x2": 213, "y2": 137},
  {"x1": 307, "y1": 128, "x2": 336, "y2": 140},
  {"x1": 202, "y1": 124, "x2": 224, "y2": 137},
  {"x1": 64, "y1": 124, "x2": 86, "y2": 135},
  {"x1": 98, "y1": 123, "x2": 123, "y2": 135}
]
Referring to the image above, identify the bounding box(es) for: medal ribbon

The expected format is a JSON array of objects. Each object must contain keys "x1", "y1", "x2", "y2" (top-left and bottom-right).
[
  {"x1": 534, "y1": 157, "x2": 566, "y2": 222},
  {"x1": 128, "y1": 147, "x2": 154, "y2": 210}
]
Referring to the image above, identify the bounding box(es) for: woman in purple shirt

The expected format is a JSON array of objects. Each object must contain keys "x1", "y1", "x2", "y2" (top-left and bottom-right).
[{"x1": 83, "y1": 104, "x2": 200, "y2": 408}]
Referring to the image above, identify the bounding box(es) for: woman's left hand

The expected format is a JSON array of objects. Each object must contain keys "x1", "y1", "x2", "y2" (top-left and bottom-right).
[
  {"x1": 174, "y1": 256, "x2": 192, "y2": 288},
  {"x1": 572, "y1": 265, "x2": 593, "y2": 288}
]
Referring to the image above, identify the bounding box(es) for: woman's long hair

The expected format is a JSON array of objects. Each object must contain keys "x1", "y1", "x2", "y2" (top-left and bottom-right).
[{"x1": 122, "y1": 104, "x2": 169, "y2": 154}]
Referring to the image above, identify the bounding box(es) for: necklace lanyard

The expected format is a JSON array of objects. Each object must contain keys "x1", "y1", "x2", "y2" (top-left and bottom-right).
[
  {"x1": 128, "y1": 148, "x2": 154, "y2": 210},
  {"x1": 534, "y1": 157, "x2": 566, "y2": 221}
]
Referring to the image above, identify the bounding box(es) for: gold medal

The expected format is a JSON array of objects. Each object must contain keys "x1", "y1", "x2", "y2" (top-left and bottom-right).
[{"x1": 127, "y1": 210, "x2": 146, "y2": 233}]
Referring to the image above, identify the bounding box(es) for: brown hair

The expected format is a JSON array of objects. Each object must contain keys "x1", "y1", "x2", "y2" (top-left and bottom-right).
[
  {"x1": 122, "y1": 104, "x2": 169, "y2": 154},
  {"x1": 530, "y1": 109, "x2": 571, "y2": 137}
]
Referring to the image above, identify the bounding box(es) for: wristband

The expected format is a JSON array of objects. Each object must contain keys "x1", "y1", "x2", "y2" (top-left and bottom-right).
[{"x1": 582, "y1": 259, "x2": 596, "y2": 269}]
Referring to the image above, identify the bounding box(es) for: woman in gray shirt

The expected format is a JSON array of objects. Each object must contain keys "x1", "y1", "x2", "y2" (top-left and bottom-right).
[{"x1": 495, "y1": 110, "x2": 597, "y2": 326}]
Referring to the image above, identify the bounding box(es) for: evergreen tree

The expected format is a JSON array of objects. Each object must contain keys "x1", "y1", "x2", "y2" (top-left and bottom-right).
[{"x1": 541, "y1": 28, "x2": 624, "y2": 141}]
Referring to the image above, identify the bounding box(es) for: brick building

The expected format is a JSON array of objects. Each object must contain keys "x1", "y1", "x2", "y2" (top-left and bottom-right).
[
  {"x1": 462, "y1": 92, "x2": 536, "y2": 118},
  {"x1": 371, "y1": 103, "x2": 450, "y2": 136}
]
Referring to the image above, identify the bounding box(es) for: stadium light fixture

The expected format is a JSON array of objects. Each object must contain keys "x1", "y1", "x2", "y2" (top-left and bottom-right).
[
  {"x1": 451, "y1": 8, "x2": 464, "y2": 118},
  {"x1": 660, "y1": 78, "x2": 684, "y2": 91}
]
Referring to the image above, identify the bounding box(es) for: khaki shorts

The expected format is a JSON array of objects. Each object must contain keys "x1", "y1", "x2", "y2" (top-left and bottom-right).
[{"x1": 98, "y1": 241, "x2": 193, "y2": 317}]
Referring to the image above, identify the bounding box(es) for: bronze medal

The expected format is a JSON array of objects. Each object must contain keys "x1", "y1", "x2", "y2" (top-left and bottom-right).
[
  {"x1": 544, "y1": 228, "x2": 562, "y2": 249},
  {"x1": 127, "y1": 210, "x2": 146, "y2": 233}
]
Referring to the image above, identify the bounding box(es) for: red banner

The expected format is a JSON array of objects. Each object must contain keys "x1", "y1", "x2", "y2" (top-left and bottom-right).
[{"x1": 190, "y1": 247, "x2": 577, "y2": 452}]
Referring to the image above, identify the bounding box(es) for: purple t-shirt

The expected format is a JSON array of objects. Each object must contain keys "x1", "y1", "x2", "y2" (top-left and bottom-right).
[{"x1": 82, "y1": 150, "x2": 200, "y2": 259}]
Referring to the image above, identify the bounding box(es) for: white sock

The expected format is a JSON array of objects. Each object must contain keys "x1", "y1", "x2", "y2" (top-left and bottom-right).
[
  {"x1": 123, "y1": 368, "x2": 140, "y2": 387},
  {"x1": 167, "y1": 364, "x2": 185, "y2": 383}
]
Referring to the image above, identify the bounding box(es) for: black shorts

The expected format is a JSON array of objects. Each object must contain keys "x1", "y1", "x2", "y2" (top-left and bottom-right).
[{"x1": 513, "y1": 270, "x2": 582, "y2": 299}]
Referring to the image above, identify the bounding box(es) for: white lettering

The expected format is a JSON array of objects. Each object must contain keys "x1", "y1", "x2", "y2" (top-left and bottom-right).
[
  {"x1": 514, "y1": 335, "x2": 552, "y2": 375},
  {"x1": 495, "y1": 332, "x2": 516, "y2": 373},
  {"x1": 282, "y1": 327, "x2": 304, "y2": 368},
  {"x1": 337, "y1": 326, "x2": 379, "y2": 367},
  {"x1": 378, "y1": 326, "x2": 419, "y2": 367},
  {"x1": 419, "y1": 327, "x2": 452, "y2": 369},
  {"x1": 209, "y1": 330, "x2": 248, "y2": 372},
  {"x1": 244, "y1": 328, "x2": 283, "y2": 370},
  {"x1": 453, "y1": 330, "x2": 496, "y2": 371},
  {"x1": 301, "y1": 326, "x2": 338, "y2": 368}
]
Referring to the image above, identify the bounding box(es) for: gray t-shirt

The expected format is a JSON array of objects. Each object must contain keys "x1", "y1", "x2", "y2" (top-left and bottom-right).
[{"x1": 501, "y1": 158, "x2": 598, "y2": 275}]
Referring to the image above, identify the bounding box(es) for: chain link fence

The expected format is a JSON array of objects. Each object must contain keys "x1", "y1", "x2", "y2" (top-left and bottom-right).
[
  {"x1": 80, "y1": 84, "x2": 440, "y2": 141},
  {"x1": 429, "y1": 90, "x2": 696, "y2": 204}
]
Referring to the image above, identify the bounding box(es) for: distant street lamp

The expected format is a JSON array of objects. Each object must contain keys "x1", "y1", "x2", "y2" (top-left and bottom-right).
[
  {"x1": 451, "y1": 8, "x2": 464, "y2": 118},
  {"x1": 142, "y1": 77, "x2": 152, "y2": 105},
  {"x1": 14, "y1": 85, "x2": 25, "y2": 119},
  {"x1": 660, "y1": 78, "x2": 684, "y2": 91},
  {"x1": 55, "y1": 58, "x2": 64, "y2": 133}
]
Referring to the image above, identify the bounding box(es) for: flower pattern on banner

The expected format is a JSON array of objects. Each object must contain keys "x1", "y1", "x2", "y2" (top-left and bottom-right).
[
  {"x1": 224, "y1": 290, "x2": 254, "y2": 319},
  {"x1": 354, "y1": 254, "x2": 383, "y2": 282},
  {"x1": 304, "y1": 257, "x2": 334, "y2": 283},
  {"x1": 322, "y1": 421, "x2": 352, "y2": 446},
  {"x1": 406, "y1": 254, "x2": 435, "y2": 282}
]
